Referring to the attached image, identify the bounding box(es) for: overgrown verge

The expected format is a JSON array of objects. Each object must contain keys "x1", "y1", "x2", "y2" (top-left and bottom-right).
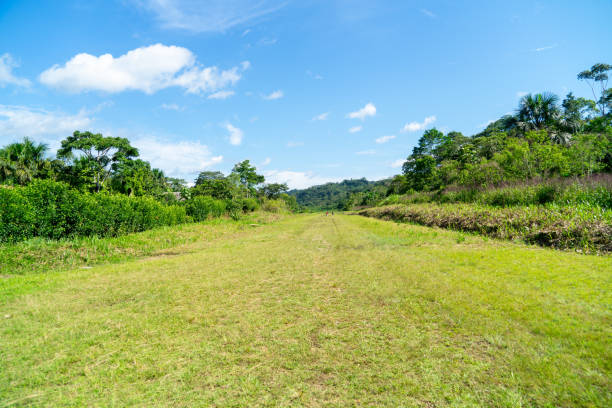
[
  {"x1": 381, "y1": 174, "x2": 612, "y2": 209},
  {"x1": 359, "y1": 203, "x2": 612, "y2": 253}
]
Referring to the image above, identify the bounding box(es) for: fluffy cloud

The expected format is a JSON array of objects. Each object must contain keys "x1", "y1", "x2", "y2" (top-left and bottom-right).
[
  {"x1": 264, "y1": 170, "x2": 340, "y2": 189},
  {"x1": 208, "y1": 90, "x2": 235, "y2": 99},
  {"x1": 263, "y1": 90, "x2": 283, "y2": 100},
  {"x1": 0, "y1": 105, "x2": 92, "y2": 139},
  {"x1": 375, "y1": 135, "x2": 395, "y2": 144},
  {"x1": 262, "y1": 157, "x2": 271, "y2": 166},
  {"x1": 401, "y1": 115, "x2": 436, "y2": 132},
  {"x1": 133, "y1": 137, "x2": 222, "y2": 181},
  {"x1": 132, "y1": 0, "x2": 287, "y2": 33},
  {"x1": 312, "y1": 112, "x2": 329, "y2": 121},
  {"x1": 349, "y1": 125, "x2": 362, "y2": 133},
  {"x1": 0, "y1": 54, "x2": 31, "y2": 88},
  {"x1": 39, "y1": 44, "x2": 248, "y2": 96},
  {"x1": 347, "y1": 103, "x2": 376, "y2": 120},
  {"x1": 225, "y1": 123, "x2": 243, "y2": 145},
  {"x1": 390, "y1": 159, "x2": 405, "y2": 168}
]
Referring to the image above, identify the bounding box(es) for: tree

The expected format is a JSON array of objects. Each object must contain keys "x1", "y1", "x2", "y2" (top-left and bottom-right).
[
  {"x1": 230, "y1": 160, "x2": 265, "y2": 197},
  {"x1": 578, "y1": 63, "x2": 611, "y2": 115},
  {"x1": 195, "y1": 171, "x2": 225, "y2": 186},
  {"x1": 560, "y1": 92, "x2": 597, "y2": 134},
  {"x1": 516, "y1": 93, "x2": 561, "y2": 132},
  {"x1": 0, "y1": 138, "x2": 49, "y2": 185},
  {"x1": 260, "y1": 183, "x2": 289, "y2": 199},
  {"x1": 57, "y1": 131, "x2": 139, "y2": 192}
]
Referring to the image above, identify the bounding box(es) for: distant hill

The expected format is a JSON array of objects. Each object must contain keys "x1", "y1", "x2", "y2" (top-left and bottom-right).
[{"x1": 288, "y1": 178, "x2": 390, "y2": 209}]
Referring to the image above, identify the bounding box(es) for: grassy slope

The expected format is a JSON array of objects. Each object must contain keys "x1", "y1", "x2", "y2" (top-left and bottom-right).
[{"x1": 1, "y1": 214, "x2": 610, "y2": 407}]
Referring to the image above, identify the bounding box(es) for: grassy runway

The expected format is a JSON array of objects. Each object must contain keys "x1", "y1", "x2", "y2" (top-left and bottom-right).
[{"x1": 1, "y1": 214, "x2": 610, "y2": 407}]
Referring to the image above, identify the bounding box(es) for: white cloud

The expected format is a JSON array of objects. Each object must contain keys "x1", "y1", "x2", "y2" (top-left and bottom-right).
[
  {"x1": 132, "y1": 0, "x2": 287, "y2": 33},
  {"x1": 375, "y1": 134, "x2": 395, "y2": 144},
  {"x1": 356, "y1": 149, "x2": 376, "y2": 155},
  {"x1": 533, "y1": 44, "x2": 557, "y2": 52},
  {"x1": 347, "y1": 102, "x2": 376, "y2": 120},
  {"x1": 401, "y1": 115, "x2": 436, "y2": 132},
  {"x1": 349, "y1": 125, "x2": 362, "y2": 133},
  {"x1": 39, "y1": 44, "x2": 248, "y2": 96},
  {"x1": 208, "y1": 90, "x2": 235, "y2": 99},
  {"x1": 262, "y1": 157, "x2": 271, "y2": 166},
  {"x1": 161, "y1": 103, "x2": 183, "y2": 111},
  {"x1": 257, "y1": 37, "x2": 277, "y2": 46},
  {"x1": 0, "y1": 54, "x2": 31, "y2": 88},
  {"x1": 263, "y1": 90, "x2": 283, "y2": 100},
  {"x1": 516, "y1": 91, "x2": 529, "y2": 98},
  {"x1": 264, "y1": 170, "x2": 340, "y2": 189},
  {"x1": 224, "y1": 123, "x2": 243, "y2": 145},
  {"x1": 0, "y1": 105, "x2": 92, "y2": 140},
  {"x1": 312, "y1": 112, "x2": 329, "y2": 121},
  {"x1": 390, "y1": 159, "x2": 405, "y2": 168},
  {"x1": 133, "y1": 137, "x2": 222, "y2": 181},
  {"x1": 287, "y1": 141, "x2": 304, "y2": 147},
  {"x1": 420, "y1": 9, "x2": 436, "y2": 18}
]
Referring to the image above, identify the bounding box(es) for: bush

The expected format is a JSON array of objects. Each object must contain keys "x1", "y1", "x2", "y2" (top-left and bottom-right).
[
  {"x1": 0, "y1": 180, "x2": 189, "y2": 243},
  {"x1": 0, "y1": 187, "x2": 35, "y2": 243},
  {"x1": 186, "y1": 196, "x2": 227, "y2": 222},
  {"x1": 241, "y1": 197, "x2": 259, "y2": 212}
]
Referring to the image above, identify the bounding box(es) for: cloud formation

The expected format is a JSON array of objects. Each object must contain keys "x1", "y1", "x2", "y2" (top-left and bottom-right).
[
  {"x1": 0, "y1": 105, "x2": 92, "y2": 139},
  {"x1": 208, "y1": 90, "x2": 235, "y2": 99},
  {"x1": 263, "y1": 90, "x2": 284, "y2": 100},
  {"x1": 0, "y1": 54, "x2": 31, "y2": 88},
  {"x1": 312, "y1": 112, "x2": 329, "y2": 121},
  {"x1": 39, "y1": 44, "x2": 248, "y2": 96},
  {"x1": 132, "y1": 0, "x2": 287, "y2": 33},
  {"x1": 401, "y1": 115, "x2": 436, "y2": 132},
  {"x1": 133, "y1": 137, "x2": 223, "y2": 181},
  {"x1": 375, "y1": 135, "x2": 395, "y2": 144},
  {"x1": 347, "y1": 102, "x2": 376, "y2": 120},
  {"x1": 264, "y1": 170, "x2": 339, "y2": 189},
  {"x1": 348, "y1": 125, "x2": 362, "y2": 133},
  {"x1": 225, "y1": 123, "x2": 243, "y2": 145}
]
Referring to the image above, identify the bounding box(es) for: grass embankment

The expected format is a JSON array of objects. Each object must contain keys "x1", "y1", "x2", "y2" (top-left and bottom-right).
[
  {"x1": 359, "y1": 203, "x2": 612, "y2": 253},
  {"x1": 1, "y1": 214, "x2": 611, "y2": 406}
]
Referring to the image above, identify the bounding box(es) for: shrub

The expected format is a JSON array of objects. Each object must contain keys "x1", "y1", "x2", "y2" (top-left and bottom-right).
[
  {"x1": 186, "y1": 196, "x2": 227, "y2": 222},
  {"x1": 0, "y1": 180, "x2": 190, "y2": 243},
  {"x1": 0, "y1": 187, "x2": 35, "y2": 243},
  {"x1": 241, "y1": 197, "x2": 259, "y2": 212}
]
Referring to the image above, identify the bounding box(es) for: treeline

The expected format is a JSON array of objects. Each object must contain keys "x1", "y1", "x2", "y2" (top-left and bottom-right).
[
  {"x1": 391, "y1": 63, "x2": 611, "y2": 194},
  {"x1": 289, "y1": 178, "x2": 389, "y2": 210},
  {"x1": 0, "y1": 131, "x2": 297, "y2": 243}
]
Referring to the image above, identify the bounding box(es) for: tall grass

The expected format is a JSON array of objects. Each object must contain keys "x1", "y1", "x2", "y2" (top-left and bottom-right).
[{"x1": 381, "y1": 174, "x2": 612, "y2": 209}]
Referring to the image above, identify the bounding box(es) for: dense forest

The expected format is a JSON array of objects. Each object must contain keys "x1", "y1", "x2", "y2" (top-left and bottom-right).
[{"x1": 288, "y1": 178, "x2": 389, "y2": 210}]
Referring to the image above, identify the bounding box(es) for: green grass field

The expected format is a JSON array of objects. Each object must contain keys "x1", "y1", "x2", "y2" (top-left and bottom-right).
[{"x1": 1, "y1": 214, "x2": 611, "y2": 407}]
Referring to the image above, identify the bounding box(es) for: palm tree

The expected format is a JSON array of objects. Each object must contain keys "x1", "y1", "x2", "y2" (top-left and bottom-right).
[
  {"x1": 0, "y1": 138, "x2": 49, "y2": 185},
  {"x1": 516, "y1": 93, "x2": 561, "y2": 132}
]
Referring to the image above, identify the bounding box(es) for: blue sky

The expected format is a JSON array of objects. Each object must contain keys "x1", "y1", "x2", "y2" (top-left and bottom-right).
[{"x1": 1, "y1": 0, "x2": 610, "y2": 188}]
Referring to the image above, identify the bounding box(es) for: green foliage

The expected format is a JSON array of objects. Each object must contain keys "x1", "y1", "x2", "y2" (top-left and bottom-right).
[
  {"x1": 289, "y1": 178, "x2": 390, "y2": 209},
  {"x1": 241, "y1": 197, "x2": 259, "y2": 212},
  {"x1": 57, "y1": 131, "x2": 139, "y2": 192},
  {"x1": 185, "y1": 196, "x2": 227, "y2": 222},
  {"x1": 0, "y1": 180, "x2": 188, "y2": 243}
]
